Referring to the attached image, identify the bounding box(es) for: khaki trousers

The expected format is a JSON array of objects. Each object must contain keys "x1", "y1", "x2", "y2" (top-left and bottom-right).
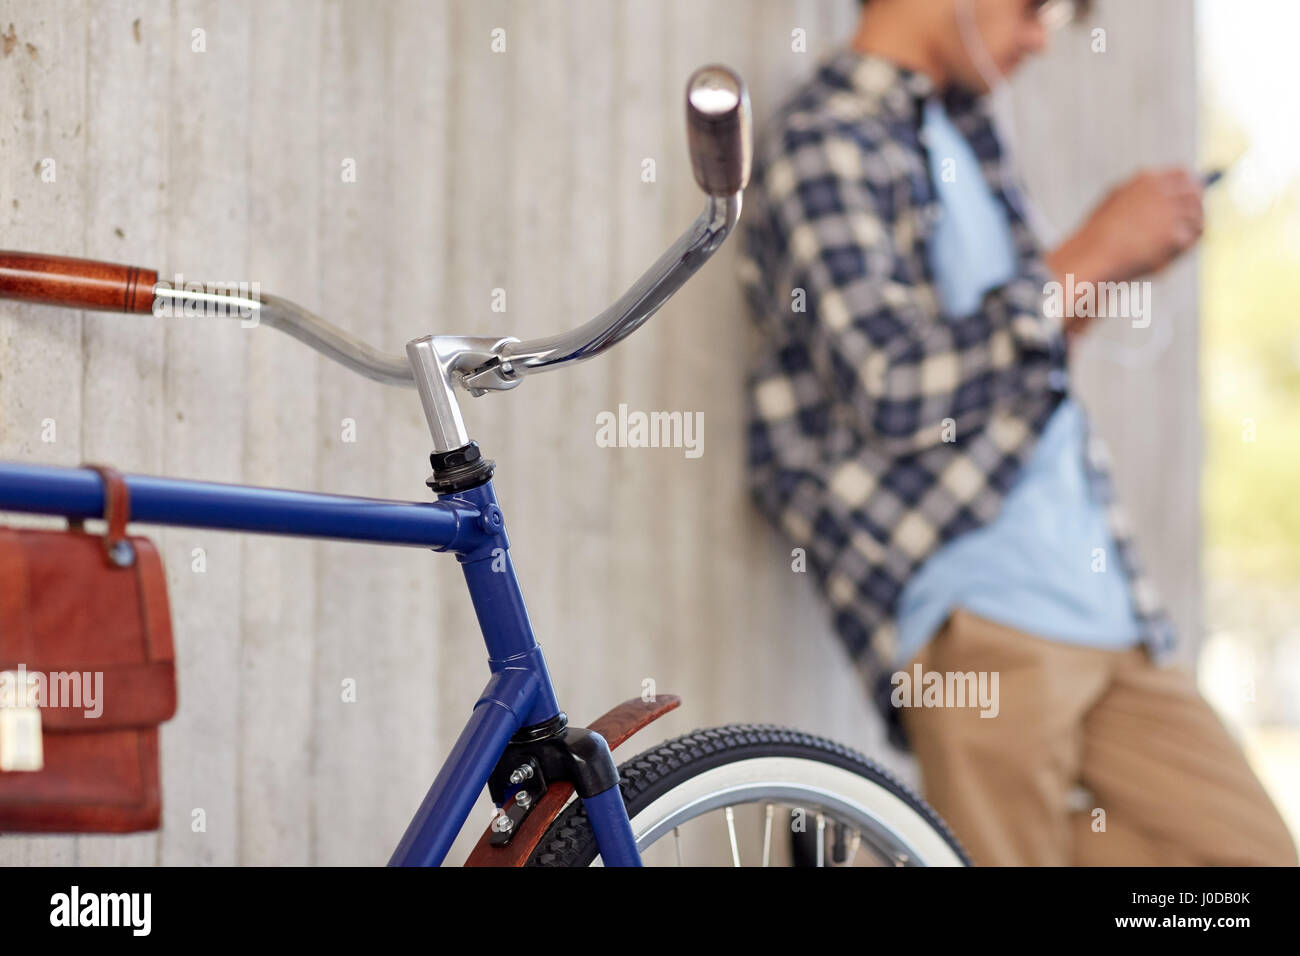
[{"x1": 898, "y1": 609, "x2": 1298, "y2": 866}]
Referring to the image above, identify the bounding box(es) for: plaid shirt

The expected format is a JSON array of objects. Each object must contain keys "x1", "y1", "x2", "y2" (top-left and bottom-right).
[{"x1": 738, "y1": 49, "x2": 1178, "y2": 751}]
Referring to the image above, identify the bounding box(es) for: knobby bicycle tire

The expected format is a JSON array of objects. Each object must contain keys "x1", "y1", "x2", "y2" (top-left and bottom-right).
[{"x1": 526, "y1": 723, "x2": 972, "y2": 867}]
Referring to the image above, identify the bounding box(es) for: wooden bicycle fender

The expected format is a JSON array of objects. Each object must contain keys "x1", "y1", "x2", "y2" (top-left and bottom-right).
[{"x1": 463, "y1": 694, "x2": 681, "y2": 867}]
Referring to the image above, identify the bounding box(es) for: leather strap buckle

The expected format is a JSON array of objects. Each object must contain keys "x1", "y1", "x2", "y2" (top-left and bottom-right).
[{"x1": 74, "y1": 463, "x2": 135, "y2": 568}]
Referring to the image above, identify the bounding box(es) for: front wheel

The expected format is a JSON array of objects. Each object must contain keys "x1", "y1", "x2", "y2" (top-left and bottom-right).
[{"x1": 527, "y1": 724, "x2": 971, "y2": 867}]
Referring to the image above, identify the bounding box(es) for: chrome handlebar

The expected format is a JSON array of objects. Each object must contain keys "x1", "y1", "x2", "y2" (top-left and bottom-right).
[
  {"x1": 218, "y1": 183, "x2": 740, "y2": 400},
  {"x1": 445, "y1": 192, "x2": 740, "y2": 396},
  {"x1": 0, "y1": 65, "x2": 751, "y2": 452},
  {"x1": 225, "y1": 64, "x2": 750, "y2": 410},
  {"x1": 77, "y1": 65, "x2": 751, "y2": 454},
  {"x1": 236, "y1": 65, "x2": 751, "y2": 452},
  {"x1": 151, "y1": 289, "x2": 418, "y2": 388},
  {"x1": 476, "y1": 66, "x2": 751, "y2": 388}
]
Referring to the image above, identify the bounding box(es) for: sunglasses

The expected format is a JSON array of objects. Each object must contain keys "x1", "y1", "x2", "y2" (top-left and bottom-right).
[{"x1": 1037, "y1": 0, "x2": 1082, "y2": 31}]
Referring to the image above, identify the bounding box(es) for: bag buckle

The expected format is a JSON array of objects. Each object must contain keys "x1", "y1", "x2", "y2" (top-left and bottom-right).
[
  {"x1": 0, "y1": 670, "x2": 44, "y2": 772},
  {"x1": 76, "y1": 463, "x2": 136, "y2": 568}
]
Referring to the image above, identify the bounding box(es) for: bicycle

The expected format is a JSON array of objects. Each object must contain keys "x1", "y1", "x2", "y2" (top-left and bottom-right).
[{"x1": 0, "y1": 66, "x2": 969, "y2": 867}]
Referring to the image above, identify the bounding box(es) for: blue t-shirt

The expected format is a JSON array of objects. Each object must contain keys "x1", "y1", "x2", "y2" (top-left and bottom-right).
[{"x1": 893, "y1": 98, "x2": 1141, "y2": 666}]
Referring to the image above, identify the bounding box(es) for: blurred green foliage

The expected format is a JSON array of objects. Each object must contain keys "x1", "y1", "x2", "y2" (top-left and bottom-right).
[{"x1": 1201, "y1": 154, "x2": 1300, "y2": 580}]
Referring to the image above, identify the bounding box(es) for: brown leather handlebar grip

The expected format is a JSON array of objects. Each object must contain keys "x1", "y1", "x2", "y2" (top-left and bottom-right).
[
  {"x1": 0, "y1": 251, "x2": 157, "y2": 314},
  {"x1": 685, "y1": 65, "x2": 752, "y2": 198}
]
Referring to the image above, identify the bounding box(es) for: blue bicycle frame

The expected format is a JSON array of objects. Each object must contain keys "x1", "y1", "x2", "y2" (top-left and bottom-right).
[{"x1": 0, "y1": 460, "x2": 642, "y2": 866}]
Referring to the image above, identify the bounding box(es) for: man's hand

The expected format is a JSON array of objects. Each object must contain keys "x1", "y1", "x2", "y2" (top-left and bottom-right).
[{"x1": 1046, "y1": 167, "x2": 1204, "y2": 337}]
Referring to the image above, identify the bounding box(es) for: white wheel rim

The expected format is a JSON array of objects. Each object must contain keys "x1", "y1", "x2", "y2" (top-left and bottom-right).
[{"x1": 590, "y1": 755, "x2": 966, "y2": 867}]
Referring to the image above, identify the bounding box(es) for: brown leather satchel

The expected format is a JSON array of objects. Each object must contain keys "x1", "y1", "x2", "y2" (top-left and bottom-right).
[{"x1": 0, "y1": 464, "x2": 177, "y2": 833}]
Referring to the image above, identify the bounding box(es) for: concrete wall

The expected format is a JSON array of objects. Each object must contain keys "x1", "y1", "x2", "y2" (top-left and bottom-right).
[{"x1": 0, "y1": 0, "x2": 1196, "y2": 865}]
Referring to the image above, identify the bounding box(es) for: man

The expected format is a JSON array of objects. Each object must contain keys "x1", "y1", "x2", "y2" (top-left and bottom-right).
[{"x1": 740, "y1": 0, "x2": 1297, "y2": 865}]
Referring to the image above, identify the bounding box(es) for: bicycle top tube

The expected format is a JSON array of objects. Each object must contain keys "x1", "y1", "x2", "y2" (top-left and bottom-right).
[{"x1": 0, "y1": 460, "x2": 487, "y2": 553}]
